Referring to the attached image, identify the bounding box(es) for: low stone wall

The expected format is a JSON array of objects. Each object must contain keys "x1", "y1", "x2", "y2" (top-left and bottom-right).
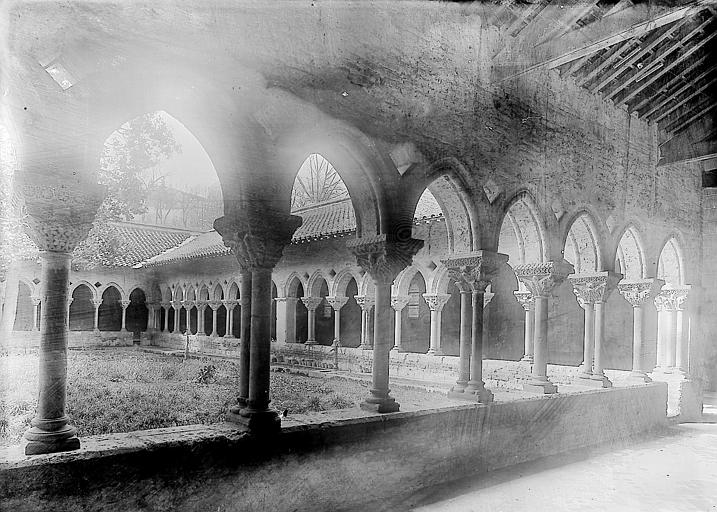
[
  {"x1": 4, "y1": 330, "x2": 135, "y2": 351},
  {"x1": 0, "y1": 382, "x2": 668, "y2": 512}
]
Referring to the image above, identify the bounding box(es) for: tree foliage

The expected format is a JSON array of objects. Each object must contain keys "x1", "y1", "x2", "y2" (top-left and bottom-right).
[{"x1": 72, "y1": 112, "x2": 181, "y2": 270}]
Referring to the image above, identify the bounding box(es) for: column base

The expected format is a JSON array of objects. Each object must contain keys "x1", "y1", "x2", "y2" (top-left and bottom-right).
[
  {"x1": 225, "y1": 408, "x2": 281, "y2": 433},
  {"x1": 626, "y1": 371, "x2": 652, "y2": 384},
  {"x1": 224, "y1": 334, "x2": 235, "y2": 339},
  {"x1": 360, "y1": 397, "x2": 400, "y2": 413},
  {"x1": 449, "y1": 387, "x2": 494, "y2": 404},
  {"x1": 359, "y1": 343, "x2": 373, "y2": 350},
  {"x1": 305, "y1": 340, "x2": 318, "y2": 346},
  {"x1": 24, "y1": 423, "x2": 80, "y2": 455},
  {"x1": 426, "y1": 348, "x2": 444, "y2": 356},
  {"x1": 449, "y1": 380, "x2": 468, "y2": 394},
  {"x1": 575, "y1": 374, "x2": 612, "y2": 388},
  {"x1": 652, "y1": 365, "x2": 672, "y2": 374},
  {"x1": 523, "y1": 379, "x2": 558, "y2": 394},
  {"x1": 520, "y1": 355, "x2": 534, "y2": 363}
]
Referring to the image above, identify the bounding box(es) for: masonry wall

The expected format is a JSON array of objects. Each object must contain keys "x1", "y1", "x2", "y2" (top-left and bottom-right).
[{"x1": 0, "y1": 382, "x2": 667, "y2": 512}]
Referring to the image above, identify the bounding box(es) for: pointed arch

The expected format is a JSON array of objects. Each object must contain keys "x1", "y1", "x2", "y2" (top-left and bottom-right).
[
  {"x1": 497, "y1": 191, "x2": 548, "y2": 266},
  {"x1": 69, "y1": 280, "x2": 98, "y2": 302},
  {"x1": 614, "y1": 224, "x2": 647, "y2": 280},
  {"x1": 99, "y1": 282, "x2": 126, "y2": 302},
  {"x1": 330, "y1": 268, "x2": 361, "y2": 297},
  {"x1": 284, "y1": 272, "x2": 307, "y2": 298},
  {"x1": 307, "y1": 271, "x2": 328, "y2": 297},
  {"x1": 395, "y1": 265, "x2": 432, "y2": 296},
  {"x1": 657, "y1": 235, "x2": 686, "y2": 286},
  {"x1": 561, "y1": 210, "x2": 604, "y2": 274}
]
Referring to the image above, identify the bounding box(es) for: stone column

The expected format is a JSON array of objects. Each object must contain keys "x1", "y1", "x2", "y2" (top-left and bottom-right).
[
  {"x1": 390, "y1": 296, "x2": 409, "y2": 351},
  {"x1": 224, "y1": 300, "x2": 238, "y2": 338},
  {"x1": 216, "y1": 212, "x2": 301, "y2": 432},
  {"x1": 618, "y1": 278, "x2": 663, "y2": 383},
  {"x1": 274, "y1": 296, "x2": 297, "y2": 343},
  {"x1": 18, "y1": 173, "x2": 103, "y2": 455},
  {"x1": 674, "y1": 286, "x2": 690, "y2": 375},
  {"x1": 653, "y1": 286, "x2": 690, "y2": 375},
  {"x1": 514, "y1": 291, "x2": 535, "y2": 363},
  {"x1": 569, "y1": 271, "x2": 621, "y2": 388},
  {"x1": 443, "y1": 251, "x2": 508, "y2": 402},
  {"x1": 160, "y1": 302, "x2": 170, "y2": 332},
  {"x1": 208, "y1": 300, "x2": 222, "y2": 337},
  {"x1": 355, "y1": 295, "x2": 375, "y2": 349},
  {"x1": 514, "y1": 260, "x2": 574, "y2": 394},
  {"x1": 90, "y1": 298, "x2": 102, "y2": 332},
  {"x1": 120, "y1": 300, "x2": 131, "y2": 331},
  {"x1": 196, "y1": 301, "x2": 207, "y2": 335},
  {"x1": 301, "y1": 296, "x2": 324, "y2": 345},
  {"x1": 236, "y1": 270, "x2": 252, "y2": 407},
  {"x1": 171, "y1": 300, "x2": 181, "y2": 333},
  {"x1": 449, "y1": 285, "x2": 472, "y2": 393},
  {"x1": 422, "y1": 293, "x2": 451, "y2": 356},
  {"x1": 326, "y1": 296, "x2": 349, "y2": 344},
  {"x1": 348, "y1": 234, "x2": 423, "y2": 413},
  {"x1": 31, "y1": 296, "x2": 41, "y2": 331}
]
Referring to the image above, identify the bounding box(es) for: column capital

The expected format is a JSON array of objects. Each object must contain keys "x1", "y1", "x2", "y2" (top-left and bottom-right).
[
  {"x1": 16, "y1": 173, "x2": 105, "y2": 253},
  {"x1": 159, "y1": 301, "x2": 170, "y2": 308},
  {"x1": 325, "y1": 296, "x2": 349, "y2": 311},
  {"x1": 569, "y1": 271, "x2": 622, "y2": 306},
  {"x1": 92, "y1": 298, "x2": 104, "y2": 308},
  {"x1": 355, "y1": 295, "x2": 375, "y2": 311},
  {"x1": 274, "y1": 296, "x2": 298, "y2": 305},
  {"x1": 442, "y1": 250, "x2": 509, "y2": 292},
  {"x1": 120, "y1": 300, "x2": 131, "y2": 309},
  {"x1": 223, "y1": 299, "x2": 239, "y2": 311},
  {"x1": 214, "y1": 212, "x2": 302, "y2": 271},
  {"x1": 513, "y1": 290, "x2": 534, "y2": 311},
  {"x1": 347, "y1": 234, "x2": 424, "y2": 285},
  {"x1": 617, "y1": 278, "x2": 664, "y2": 307},
  {"x1": 208, "y1": 300, "x2": 223, "y2": 311},
  {"x1": 170, "y1": 300, "x2": 182, "y2": 310},
  {"x1": 422, "y1": 293, "x2": 451, "y2": 312},
  {"x1": 30, "y1": 296, "x2": 42, "y2": 306},
  {"x1": 181, "y1": 300, "x2": 195, "y2": 309},
  {"x1": 300, "y1": 296, "x2": 324, "y2": 311},
  {"x1": 513, "y1": 260, "x2": 574, "y2": 297},
  {"x1": 654, "y1": 285, "x2": 690, "y2": 311},
  {"x1": 195, "y1": 300, "x2": 208, "y2": 310},
  {"x1": 391, "y1": 295, "x2": 410, "y2": 311}
]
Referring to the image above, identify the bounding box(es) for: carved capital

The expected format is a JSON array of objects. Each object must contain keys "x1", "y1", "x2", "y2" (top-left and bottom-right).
[
  {"x1": 422, "y1": 293, "x2": 451, "y2": 312},
  {"x1": 31, "y1": 296, "x2": 42, "y2": 307},
  {"x1": 513, "y1": 260, "x2": 574, "y2": 298},
  {"x1": 224, "y1": 299, "x2": 238, "y2": 311},
  {"x1": 355, "y1": 295, "x2": 375, "y2": 311},
  {"x1": 214, "y1": 212, "x2": 302, "y2": 271},
  {"x1": 617, "y1": 278, "x2": 664, "y2": 307},
  {"x1": 391, "y1": 295, "x2": 410, "y2": 311},
  {"x1": 170, "y1": 300, "x2": 182, "y2": 310},
  {"x1": 513, "y1": 290, "x2": 534, "y2": 311},
  {"x1": 300, "y1": 296, "x2": 324, "y2": 311},
  {"x1": 92, "y1": 298, "x2": 103, "y2": 308},
  {"x1": 325, "y1": 296, "x2": 349, "y2": 311},
  {"x1": 208, "y1": 300, "x2": 223, "y2": 311},
  {"x1": 569, "y1": 271, "x2": 622, "y2": 306},
  {"x1": 160, "y1": 301, "x2": 170, "y2": 309},
  {"x1": 16, "y1": 173, "x2": 105, "y2": 253},
  {"x1": 442, "y1": 251, "x2": 509, "y2": 292},
  {"x1": 654, "y1": 285, "x2": 690, "y2": 312},
  {"x1": 120, "y1": 300, "x2": 131, "y2": 309},
  {"x1": 347, "y1": 234, "x2": 424, "y2": 285}
]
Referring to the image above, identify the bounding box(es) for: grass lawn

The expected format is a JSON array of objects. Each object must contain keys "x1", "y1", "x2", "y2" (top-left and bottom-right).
[{"x1": 0, "y1": 348, "x2": 445, "y2": 448}]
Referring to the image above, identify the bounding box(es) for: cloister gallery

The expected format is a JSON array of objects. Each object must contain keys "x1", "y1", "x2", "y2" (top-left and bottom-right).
[{"x1": 1, "y1": 1, "x2": 716, "y2": 511}]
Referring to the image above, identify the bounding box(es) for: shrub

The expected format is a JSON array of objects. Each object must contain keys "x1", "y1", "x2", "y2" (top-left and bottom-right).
[
  {"x1": 306, "y1": 396, "x2": 323, "y2": 411},
  {"x1": 328, "y1": 395, "x2": 354, "y2": 410},
  {"x1": 195, "y1": 364, "x2": 217, "y2": 384},
  {"x1": 160, "y1": 364, "x2": 179, "y2": 380}
]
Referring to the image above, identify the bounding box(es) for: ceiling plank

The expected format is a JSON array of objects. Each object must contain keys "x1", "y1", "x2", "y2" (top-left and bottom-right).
[
  {"x1": 616, "y1": 27, "x2": 717, "y2": 105},
  {"x1": 665, "y1": 101, "x2": 717, "y2": 133},
  {"x1": 576, "y1": 40, "x2": 633, "y2": 87},
  {"x1": 563, "y1": 53, "x2": 593, "y2": 76},
  {"x1": 591, "y1": 20, "x2": 690, "y2": 94},
  {"x1": 659, "y1": 113, "x2": 716, "y2": 165},
  {"x1": 629, "y1": 54, "x2": 709, "y2": 112},
  {"x1": 636, "y1": 61, "x2": 716, "y2": 116},
  {"x1": 603, "y1": 16, "x2": 714, "y2": 101},
  {"x1": 651, "y1": 76, "x2": 717, "y2": 122},
  {"x1": 495, "y1": 2, "x2": 706, "y2": 81}
]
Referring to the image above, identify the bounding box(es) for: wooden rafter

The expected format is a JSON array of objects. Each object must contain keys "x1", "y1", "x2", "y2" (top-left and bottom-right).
[
  {"x1": 659, "y1": 114, "x2": 717, "y2": 165},
  {"x1": 563, "y1": 53, "x2": 593, "y2": 77},
  {"x1": 617, "y1": 28, "x2": 717, "y2": 105},
  {"x1": 630, "y1": 54, "x2": 710, "y2": 112},
  {"x1": 664, "y1": 98, "x2": 717, "y2": 133},
  {"x1": 602, "y1": 15, "x2": 714, "y2": 101},
  {"x1": 651, "y1": 75, "x2": 717, "y2": 122},
  {"x1": 576, "y1": 40, "x2": 633, "y2": 87},
  {"x1": 591, "y1": 20, "x2": 689, "y2": 94}
]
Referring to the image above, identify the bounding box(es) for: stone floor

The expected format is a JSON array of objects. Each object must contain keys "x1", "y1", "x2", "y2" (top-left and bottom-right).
[{"x1": 390, "y1": 392, "x2": 717, "y2": 512}]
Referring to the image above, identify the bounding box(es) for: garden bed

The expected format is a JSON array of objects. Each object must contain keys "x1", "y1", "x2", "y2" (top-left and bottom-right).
[{"x1": 0, "y1": 347, "x2": 447, "y2": 447}]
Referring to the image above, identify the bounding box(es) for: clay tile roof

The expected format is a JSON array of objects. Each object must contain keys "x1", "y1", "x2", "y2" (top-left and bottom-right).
[
  {"x1": 139, "y1": 230, "x2": 229, "y2": 267},
  {"x1": 291, "y1": 198, "x2": 356, "y2": 242},
  {"x1": 110, "y1": 223, "x2": 195, "y2": 267}
]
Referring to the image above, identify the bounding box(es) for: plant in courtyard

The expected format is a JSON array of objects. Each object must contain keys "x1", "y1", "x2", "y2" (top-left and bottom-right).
[
  {"x1": 72, "y1": 112, "x2": 181, "y2": 270},
  {"x1": 195, "y1": 364, "x2": 218, "y2": 384}
]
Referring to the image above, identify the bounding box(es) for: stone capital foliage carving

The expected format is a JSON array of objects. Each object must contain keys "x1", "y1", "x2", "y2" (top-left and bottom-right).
[
  {"x1": 347, "y1": 234, "x2": 424, "y2": 285},
  {"x1": 568, "y1": 271, "x2": 622, "y2": 306},
  {"x1": 513, "y1": 260, "x2": 574, "y2": 297},
  {"x1": 160, "y1": 301, "x2": 171, "y2": 308},
  {"x1": 422, "y1": 293, "x2": 451, "y2": 312},
  {"x1": 16, "y1": 173, "x2": 105, "y2": 253},
  {"x1": 355, "y1": 295, "x2": 375, "y2": 311},
  {"x1": 180, "y1": 300, "x2": 195, "y2": 309},
  {"x1": 442, "y1": 251, "x2": 509, "y2": 292},
  {"x1": 120, "y1": 300, "x2": 131, "y2": 309},
  {"x1": 513, "y1": 290, "x2": 534, "y2": 311},
  {"x1": 223, "y1": 299, "x2": 238, "y2": 310},
  {"x1": 617, "y1": 278, "x2": 664, "y2": 307},
  {"x1": 300, "y1": 297, "x2": 324, "y2": 311},
  {"x1": 391, "y1": 295, "x2": 410, "y2": 311},
  {"x1": 214, "y1": 213, "x2": 302, "y2": 271},
  {"x1": 325, "y1": 296, "x2": 349, "y2": 311},
  {"x1": 274, "y1": 296, "x2": 297, "y2": 304},
  {"x1": 170, "y1": 300, "x2": 182, "y2": 310},
  {"x1": 654, "y1": 286, "x2": 690, "y2": 312},
  {"x1": 208, "y1": 299, "x2": 223, "y2": 310}
]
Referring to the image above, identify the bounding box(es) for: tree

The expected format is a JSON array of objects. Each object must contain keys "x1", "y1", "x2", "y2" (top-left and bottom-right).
[{"x1": 72, "y1": 112, "x2": 181, "y2": 270}]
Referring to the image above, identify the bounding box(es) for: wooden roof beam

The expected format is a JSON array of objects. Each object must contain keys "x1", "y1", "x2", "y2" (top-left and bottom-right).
[
  {"x1": 576, "y1": 40, "x2": 634, "y2": 87},
  {"x1": 651, "y1": 75, "x2": 717, "y2": 122},
  {"x1": 631, "y1": 55, "x2": 711, "y2": 112},
  {"x1": 496, "y1": 2, "x2": 709, "y2": 81},
  {"x1": 659, "y1": 115, "x2": 717, "y2": 165},
  {"x1": 617, "y1": 28, "x2": 717, "y2": 105},
  {"x1": 664, "y1": 100, "x2": 717, "y2": 133},
  {"x1": 603, "y1": 15, "x2": 714, "y2": 101}
]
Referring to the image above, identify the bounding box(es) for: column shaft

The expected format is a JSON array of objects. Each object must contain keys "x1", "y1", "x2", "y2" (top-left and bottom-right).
[
  {"x1": 307, "y1": 308, "x2": 316, "y2": 344},
  {"x1": 666, "y1": 309, "x2": 677, "y2": 369},
  {"x1": 239, "y1": 272, "x2": 252, "y2": 406},
  {"x1": 675, "y1": 309, "x2": 687, "y2": 372},
  {"x1": 32, "y1": 302, "x2": 40, "y2": 331},
  {"x1": 427, "y1": 309, "x2": 441, "y2": 355},
  {"x1": 578, "y1": 305, "x2": 594, "y2": 378},
  {"x1": 523, "y1": 308, "x2": 534, "y2": 361},
  {"x1": 464, "y1": 290, "x2": 492, "y2": 401},
  {"x1": 452, "y1": 291, "x2": 471, "y2": 392},
  {"x1": 24, "y1": 252, "x2": 80, "y2": 455},
  {"x1": 211, "y1": 308, "x2": 218, "y2": 337},
  {"x1": 530, "y1": 296, "x2": 552, "y2": 386},
  {"x1": 393, "y1": 309, "x2": 402, "y2": 351},
  {"x1": 592, "y1": 301, "x2": 611, "y2": 386},
  {"x1": 163, "y1": 307, "x2": 169, "y2": 332},
  {"x1": 334, "y1": 309, "x2": 341, "y2": 342}
]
